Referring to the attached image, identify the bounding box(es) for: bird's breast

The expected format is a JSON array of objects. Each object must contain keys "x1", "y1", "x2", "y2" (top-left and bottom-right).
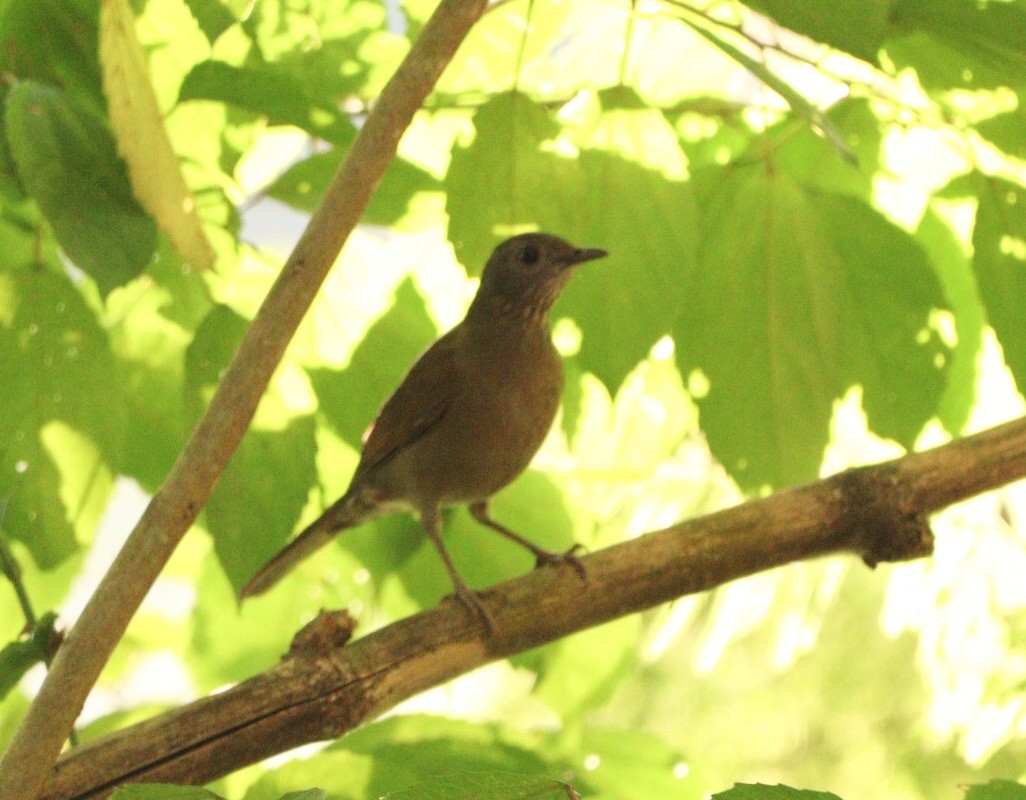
[{"x1": 436, "y1": 331, "x2": 563, "y2": 502}]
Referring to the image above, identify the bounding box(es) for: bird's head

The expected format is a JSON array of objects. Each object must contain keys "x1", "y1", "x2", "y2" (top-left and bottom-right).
[{"x1": 474, "y1": 233, "x2": 607, "y2": 317}]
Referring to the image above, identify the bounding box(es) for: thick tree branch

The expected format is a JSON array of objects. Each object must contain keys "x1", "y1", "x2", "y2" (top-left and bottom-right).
[
  {"x1": 0, "y1": 3, "x2": 487, "y2": 798},
  {"x1": 40, "y1": 417, "x2": 1026, "y2": 800}
]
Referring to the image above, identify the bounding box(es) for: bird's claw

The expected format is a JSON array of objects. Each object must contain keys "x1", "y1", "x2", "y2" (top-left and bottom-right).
[
  {"x1": 453, "y1": 585, "x2": 497, "y2": 634},
  {"x1": 535, "y1": 544, "x2": 588, "y2": 582}
]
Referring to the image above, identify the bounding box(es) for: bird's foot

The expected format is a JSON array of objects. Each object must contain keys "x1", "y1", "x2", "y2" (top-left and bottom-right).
[
  {"x1": 453, "y1": 585, "x2": 497, "y2": 634},
  {"x1": 535, "y1": 543, "x2": 588, "y2": 582}
]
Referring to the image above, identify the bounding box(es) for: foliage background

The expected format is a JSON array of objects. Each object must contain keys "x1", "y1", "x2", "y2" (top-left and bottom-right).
[{"x1": 2, "y1": 0, "x2": 1026, "y2": 797}]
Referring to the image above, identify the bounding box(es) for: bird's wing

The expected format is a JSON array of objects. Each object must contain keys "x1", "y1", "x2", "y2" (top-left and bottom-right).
[{"x1": 351, "y1": 326, "x2": 462, "y2": 482}]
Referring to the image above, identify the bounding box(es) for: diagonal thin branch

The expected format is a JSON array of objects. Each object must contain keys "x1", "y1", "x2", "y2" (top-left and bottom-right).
[
  {"x1": 0, "y1": 2, "x2": 488, "y2": 798},
  {"x1": 39, "y1": 416, "x2": 1026, "y2": 800}
]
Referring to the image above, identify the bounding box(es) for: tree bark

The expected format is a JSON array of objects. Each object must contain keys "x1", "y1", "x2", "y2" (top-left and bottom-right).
[{"x1": 39, "y1": 416, "x2": 1026, "y2": 800}]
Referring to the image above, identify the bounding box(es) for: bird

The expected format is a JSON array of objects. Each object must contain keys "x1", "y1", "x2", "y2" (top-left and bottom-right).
[{"x1": 241, "y1": 233, "x2": 607, "y2": 630}]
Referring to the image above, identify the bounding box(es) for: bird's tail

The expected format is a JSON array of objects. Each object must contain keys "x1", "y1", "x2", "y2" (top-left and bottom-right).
[{"x1": 239, "y1": 490, "x2": 378, "y2": 600}]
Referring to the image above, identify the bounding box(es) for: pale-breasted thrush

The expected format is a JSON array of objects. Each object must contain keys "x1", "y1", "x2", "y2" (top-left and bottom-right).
[{"x1": 241, "y1": 233, "x2": 607, "y2": 628}]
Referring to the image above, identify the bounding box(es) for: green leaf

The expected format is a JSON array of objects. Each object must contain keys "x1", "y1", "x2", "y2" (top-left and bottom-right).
[
  {"x1": 239, "y1": 752, "x2": 373, "y2": 800},
  {"x1": 712, "y1": 785, "x2": 842, "y2": 800},
  {"x1": 279, "y1": 791, "x2": 327, "y2": 800},
  {"x1": 561, "y1": 88, "x2": 698, "y2": 389},
  {"x1": 307, "y1": 278, "x2": 438, "y2": 451},
  {"x1": 888, "y1": 0, "x2": 1026, "y2": 84},
  {"x1": 190, "y1": 545, "x2": 360, "y2": 689},
  {"x1": 207, "y1": 415, "x2": 318, "y2": 594},
  {"x1": 435, "y1": 0, "x2": 635, "y2": 100},
  {"x1": 187, "y1": 307, "x2": 319, "y2": 593},
  {"x1": 184, "y1": 0, "x2": 238, "y2": 44},
  {"x1": 530, "y1": 616, "x2": 641, "y2": 719},
  {"x1": 448, "y1": 89, "x2": 699, "y2": 390},
  {"x1": 964, "y1": 780, "x2": 1026, "y2": 800},
  {"x1": 237, "y1": 0, "x2": 407, "y2": 99},
  {"x1": 109, "y1": 785, "x2": 224, "y2": 800},
  {"x1": 970, "y1": 173, "x2": 1026, "y2": 393},
  {"x1": 678, "y1": 169, "x2": 948, "y2": 490},
  {"x1": 446, "y1": 92, "x2": 585, "y2": 274},
  {"x1": 817, "y1": 194, "x2": 949, "y2": 446},
  {"x1": 183, "y1": 304, "x2": 249, "y2": 425},
  {"x1": 976, "y1": 108, "x2": 1026, "y2": 161},
  {"x1": 331, "y1": 716, "x2": 552, "y2": 798},
  {"x1": 107, "y1": 243, "x2": 211, "y2": 490},
  {"x1": 0, "y1": 611, "x2": 59, "y2": 701},
  {"x1": 915, "y1": 205, "x2": 981, "y2": 434},
  {"x1": 573, "y1": 727, "x2": 698, "y2": 799},
  {"x1": 770, "y1": 98, "x2": 882, "y2": 200},
  {"x1": 685, "y1": 23, "x2": 854, "y2": 166},
  {"x1": 0, "y1": 271, "x2": 121, "y2": 566},
  {"x1": 179, "y1": 60, "x2": 356, "y2": 146},
  {"x1": 744, "y1": 0, "x2": 888, "y2": 62},
  {"x1": 5, "y1": 82, "x2": 157, "y2": 297},
  {"x1": 0, "y1": 0, "x2": 104, "y2": 113},
  {"x1": 0, "y1": 202, "x2": 44, "y2": 269},
  {"x1": 267, "y1": 148, "x2": 440, "y2": 227},
  {"x1": 383, "y1": 772, "x2": 576, "y2": 800}
]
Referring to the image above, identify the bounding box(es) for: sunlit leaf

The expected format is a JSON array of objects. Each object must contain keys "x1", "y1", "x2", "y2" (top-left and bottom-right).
[
  {"x1": 560, "y1": 87, "x2": 697, "y2": 390},
  {"x1": 183, "y1": 0, "x2": 238, "y2": 44},
  {"x1": 976, "y1": 109, "x2": 1026, "y2": 162},
  {"x1": 207, "y1": 415, "x2": 318, "y2": 593},
  {"x1": 530, "y1": 617, "x2": 641, "y2": 719},
  {"x1": 266, "y1": 147, "x2": 440, "y2": 226},
  {"x1": 915, "y1": 205, "x2": 980, "y2": 433},
  {"x1": 179, "y1": 60, "x2": 356, "y2": 146},
  {"x1": 569, "y1": 727, "x2": 698, "y2": 798},
  {"x1": 446, "y1": 92, "x2": 584, "y2": 273},
  {"x1": 100, "y1": 0, "x2": 215, "y2": 271},
  {"x1": 448, "y1": 90, "x2": 698, "y2": 390},
  {"x1": 307, "y1": 278, "x2": 437, "y2": 450},
  {"x1": 685, "y1": 23, "x2": 855, "y2": 165},
  {"x1": 744, "y1": 0, "x2": 888, "y2": 62},
  {"x1": 969, "y1": 173, "x2": 1026, "y2": 393},
  {"x1": 106, "y1": 245, "x2": 211, "y2": 490},
  {"x1": 678, "y1": 168, "x2": 947, "y2": 489},
  {"x1": 325, "y1": 716, "x2": 553, "y2": 798},
  {"x1": 186, "y1": 305, "x2": 319, "y2": 592},
  {"x1": 770, "y1": 98, "x2": 882, "y2": 199},
  {"x1": 0, "y1": 271, "x2": 121, "y2": 566}
]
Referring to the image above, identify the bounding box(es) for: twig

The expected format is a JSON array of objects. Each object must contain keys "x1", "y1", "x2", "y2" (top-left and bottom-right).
[{"x1": 0, "y1": 501, "x2": 36, "y2": 629}]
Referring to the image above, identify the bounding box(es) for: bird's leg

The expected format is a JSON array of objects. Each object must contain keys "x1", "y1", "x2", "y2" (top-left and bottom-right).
[
  {"x1": 469, "y1": 501, "x2": 587, "y2": 581},
  {"x1": 419, "y1": 507, "x2": 496, "y2": 632}
]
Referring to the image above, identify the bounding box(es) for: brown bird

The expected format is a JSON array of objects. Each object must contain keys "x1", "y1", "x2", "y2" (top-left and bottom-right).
[{"x1": 241, "y1": 233, "x2": 607, "y2": 629}]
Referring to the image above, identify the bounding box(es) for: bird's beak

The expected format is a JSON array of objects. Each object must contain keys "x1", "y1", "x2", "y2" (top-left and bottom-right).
[{"x1": 563, "y1": 247, "x2": 608, "y2": 267}]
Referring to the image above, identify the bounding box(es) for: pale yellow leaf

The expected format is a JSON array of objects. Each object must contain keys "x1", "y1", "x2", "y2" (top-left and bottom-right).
[{"x1": 99, "y1": 0, "x2": 216, "y2": 270}]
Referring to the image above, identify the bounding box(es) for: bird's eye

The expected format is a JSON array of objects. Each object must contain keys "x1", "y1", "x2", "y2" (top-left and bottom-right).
[{"x1": 521, "y1": 245, "x2": 540, "y2": 265}]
